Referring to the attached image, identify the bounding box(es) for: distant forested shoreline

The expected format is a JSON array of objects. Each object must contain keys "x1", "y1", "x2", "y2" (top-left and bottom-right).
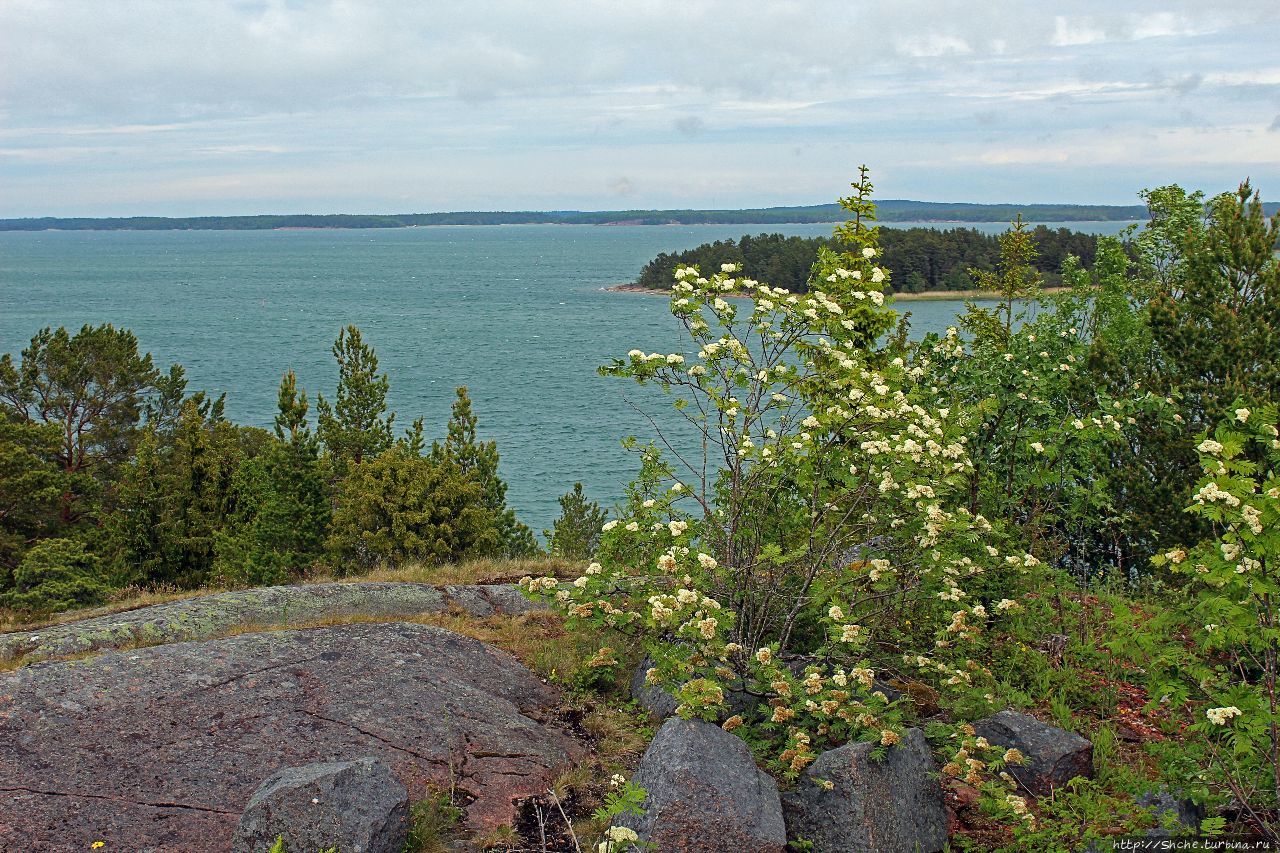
[
  {"x1": 634, "y1": 226, "x2": 1105, "y2": 294},
  {"x1": 0, "y1": 200, "x2": 1164, "y2": 231}
]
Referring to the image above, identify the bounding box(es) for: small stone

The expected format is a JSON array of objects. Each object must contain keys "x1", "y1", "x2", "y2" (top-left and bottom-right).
[
  {"x1": 972, "y1": 710, "x2": 1092, "y2": 796},
  {"x1": 231, "y1": 758, "x2": 408, "y2": 853}
]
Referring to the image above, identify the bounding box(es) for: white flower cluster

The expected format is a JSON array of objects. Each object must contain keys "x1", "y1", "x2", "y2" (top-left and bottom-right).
[
  {"x1": 1194, "y1": 481, "x2": 1240, "y2": 506},
  {"x1": 1206, "y1": 705, "x2": 1242, "y2": 725}
]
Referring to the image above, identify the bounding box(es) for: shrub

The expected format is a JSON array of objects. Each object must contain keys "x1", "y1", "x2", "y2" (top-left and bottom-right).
[
  {"x1": 326, "y1": 446, "x2": 498, "y2": 571},
  {"x1": 1138, "y1": 403, "x2": 1280, "y2": 842},
  {"x1": 1, "y1": 537, "x2": 108, "y2": 613},
  {"x1": 524, "y1": 171, "x2": 1042, "y2": 786}
]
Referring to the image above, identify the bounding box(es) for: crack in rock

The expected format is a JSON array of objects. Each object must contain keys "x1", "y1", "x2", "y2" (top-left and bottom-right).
[{"x1": 0, "y1": 785, "x2": 238, "y2": 816}]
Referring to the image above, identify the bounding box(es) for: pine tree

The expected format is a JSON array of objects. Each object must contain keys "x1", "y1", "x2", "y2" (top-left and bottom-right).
[
  {"x1": 326, "y1": 445, "x2": 496, "y2": 571},
  {"x1": 544, "y1": 482, "x2": 607, "y2": 559},
  {"x1": 104, "y1": 397, "x2": 249, "y2": 587},
  {"x1": 0, "y1": 538, "x2": 107, "y2": 613},
  {"x1": 431, "y1": 387, "x2": 538, "y2": 557},
  {"x1": 0, "y1": 324, "x2": 162, "y2": 523},
  {"x1": 0, "y1": 411, "x2": 64, "y2": 579},
  {"x1": 316, "y1": 325, "x2": 395, "y2": 467}
]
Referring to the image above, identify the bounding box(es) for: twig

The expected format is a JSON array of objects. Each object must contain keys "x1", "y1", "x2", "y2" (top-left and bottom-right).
[{"x1": 547, "y1": 787, "x2": 582, "y2": 853}]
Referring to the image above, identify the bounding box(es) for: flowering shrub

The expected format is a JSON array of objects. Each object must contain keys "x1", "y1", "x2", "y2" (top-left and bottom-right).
[
  {"x1": 523, "y1": 172, "x2": 1045, "y2": 780},
  {"x1": 1142, "y1": 402, "x2": 1280, "y2": 841}
]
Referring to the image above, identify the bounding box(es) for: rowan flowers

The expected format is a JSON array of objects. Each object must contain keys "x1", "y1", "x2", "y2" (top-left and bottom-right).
[{"x1": 1206, "y1": 706, "x2": 1243, "y2": 725}]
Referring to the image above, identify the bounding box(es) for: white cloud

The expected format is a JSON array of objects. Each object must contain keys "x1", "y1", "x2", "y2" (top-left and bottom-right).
[{"x1": 0, "y1": 0, "x2": 1276, "y2": 215}]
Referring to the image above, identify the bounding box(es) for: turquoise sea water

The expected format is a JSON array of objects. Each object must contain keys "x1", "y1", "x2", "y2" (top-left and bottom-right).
[{"x1": 0, "y1": 220, "x2": 1138, "y2": 534}]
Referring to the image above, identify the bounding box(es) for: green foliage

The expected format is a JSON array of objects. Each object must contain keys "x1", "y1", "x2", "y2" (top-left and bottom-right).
[
  {"x1": 404, "y1": 790, "x2": 464, "y2": 853},
  {"x1": 592, "y1": 781, "x2": 652, "y2": 852},
  {"x1": 531, "y1": 172, "x2": 1047, "y2": 790},
  {"x1": 103, "y1": 398, "x2": 260, "y2": 588},
  {"x1": 214, "y1": 445, "x2": 330, "y2": 586},
  {"x1": 326, "y1": 445, "x2": 496, "y2": 571},
  {"x1": 213, "y1": 372, "x2": 331, "y2": 586},
  {"x1": 0, "y1": 537, "x2": 107, "y2": 613},
  {"x1": 635, "y1": 217, "x2": 1100, "y2": 295},
  {"x1": 0, "y1": 410, "x2": 63, "y2": 575},
  {"x1": 1139, "y1": 403, "x2": 1280, "y2": 842},
  {"x1": 0, "y1": 323, "x2": 162, "y2": 523},
  {"x1": 1075, "y1": 182, "x2": 1280, "y2": 572},
  {"x1": 1147, "y1": 182, "x2": 1280, "y2": 424},
  {"x1": 431, "y1": 387, "x2": 537, "y2": 558},
  {"x1": 988, "y1": 777, "x2": 1144, "y2": 853},
  {"x1": 544, "y1": 482, "x2": 607, "y2": 559},
  {"x1": 316, "y1": 325, "x2": 395, "y2": 467}
]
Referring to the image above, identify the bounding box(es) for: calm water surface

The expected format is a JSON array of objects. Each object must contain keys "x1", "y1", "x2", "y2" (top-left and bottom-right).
[{"x1": 0, "y1": 220, "x2": 1137, "y2": 533}]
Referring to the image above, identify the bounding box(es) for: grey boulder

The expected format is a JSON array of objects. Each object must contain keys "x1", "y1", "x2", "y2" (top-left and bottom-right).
[
  {"x1": 616, "y1": 718, "x2": 786, "y2": 852},
  {"x1": 232, "y1": 758, "x2": 408, "y2": 853},
  {"x1": 781, "y1": 728, "x2": 947, "y2": 853},
  {"x1": 973, "y1": 710, "x2": 1093, "y2": 796}
]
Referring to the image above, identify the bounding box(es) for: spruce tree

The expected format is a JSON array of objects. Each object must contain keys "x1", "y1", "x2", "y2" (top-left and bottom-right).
[
  {"x1": 316, "y1": 325, "x2": 395, "y2": 467},
  {"x1": 214, "y1": 371, "x2": 331, "y2": 585}
]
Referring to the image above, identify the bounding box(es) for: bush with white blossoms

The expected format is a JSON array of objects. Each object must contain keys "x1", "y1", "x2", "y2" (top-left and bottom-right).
[
  {"x1": 918, "y1": 227, "x2": 1177, "y2": 581},
  {"x1": 522, "y1": 171, "x2": 1045, "y2": 781},
  {"x1": 1141, "y1": 402, "x2": 1280, "y2": 842}
]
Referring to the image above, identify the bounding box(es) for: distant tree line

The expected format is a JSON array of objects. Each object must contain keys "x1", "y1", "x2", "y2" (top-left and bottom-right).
[
  {"x1": 634, "y1": 226, "x2": 1104, "y2": 293},
  {"x1": 0, "y1": 199, "x2": 1188, "y2": 232}
]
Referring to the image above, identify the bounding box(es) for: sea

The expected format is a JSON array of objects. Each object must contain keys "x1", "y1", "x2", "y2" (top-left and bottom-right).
[{"x1": 0, "y1": 219, "x2": 1138, "y2": 535}]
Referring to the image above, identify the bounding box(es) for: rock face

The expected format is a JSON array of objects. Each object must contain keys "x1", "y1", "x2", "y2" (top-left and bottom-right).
[
  {"x1": 972, "y1": 710, "x2": 1093, "y2": 796},
  {"x1": 615, "y1": 718, "x2": 787, "y2": 853},
  {"x1": 0, "y1": 581, "x2": 544, "y2": 665},
  {"x1": 781, "y1": 728, "x2": 948, "y2": 853},
  {"x1": 0, "y1": 622, "x2": 585, "y2": 852},
  {"x1": 232, "y1": 758, "x2": 408, "y2": 853}
]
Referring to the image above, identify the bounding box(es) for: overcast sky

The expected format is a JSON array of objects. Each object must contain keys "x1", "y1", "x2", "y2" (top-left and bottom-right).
[{"x1": 1, "y1": 0, "x2": 1277, "y2": 216}]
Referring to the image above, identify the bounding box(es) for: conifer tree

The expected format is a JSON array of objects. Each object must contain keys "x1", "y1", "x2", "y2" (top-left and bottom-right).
[
  {"x1": 215, "y1": 371, "x2": 330, "y2": 585},
  {"x1": 0, "y1": 411, "x2": 64, "y2": 578},
  {"x1": 316, "y1": 325, "x2": 394, "y2": 467},
  {"x1": 0, "y1": 324, "x2": 162, "y2": 522},
  {"x1": 431, "y1": 387, "x2": 537, "y2": 557},
  {"x1": 544, "y1": 482, "x2": 607, "y2": 559}
]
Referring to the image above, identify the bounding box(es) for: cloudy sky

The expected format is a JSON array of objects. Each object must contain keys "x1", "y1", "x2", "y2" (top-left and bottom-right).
[{"x1": 1, "y1": 0, "x2": 1277, "y2": 216}]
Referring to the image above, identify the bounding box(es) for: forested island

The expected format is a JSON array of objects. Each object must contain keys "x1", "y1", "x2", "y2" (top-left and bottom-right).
[
  {"x1": 0, "y1": 199, "x2": 1163, "y2": 231},
  {"x1": 633, "y1": 225, "x2": 1103, "y2": 294}
]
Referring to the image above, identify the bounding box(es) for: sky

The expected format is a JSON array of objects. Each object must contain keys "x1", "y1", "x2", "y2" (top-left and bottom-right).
[{"x1": 1, "y1": 0, "x2": 1277, "y2": 217}]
